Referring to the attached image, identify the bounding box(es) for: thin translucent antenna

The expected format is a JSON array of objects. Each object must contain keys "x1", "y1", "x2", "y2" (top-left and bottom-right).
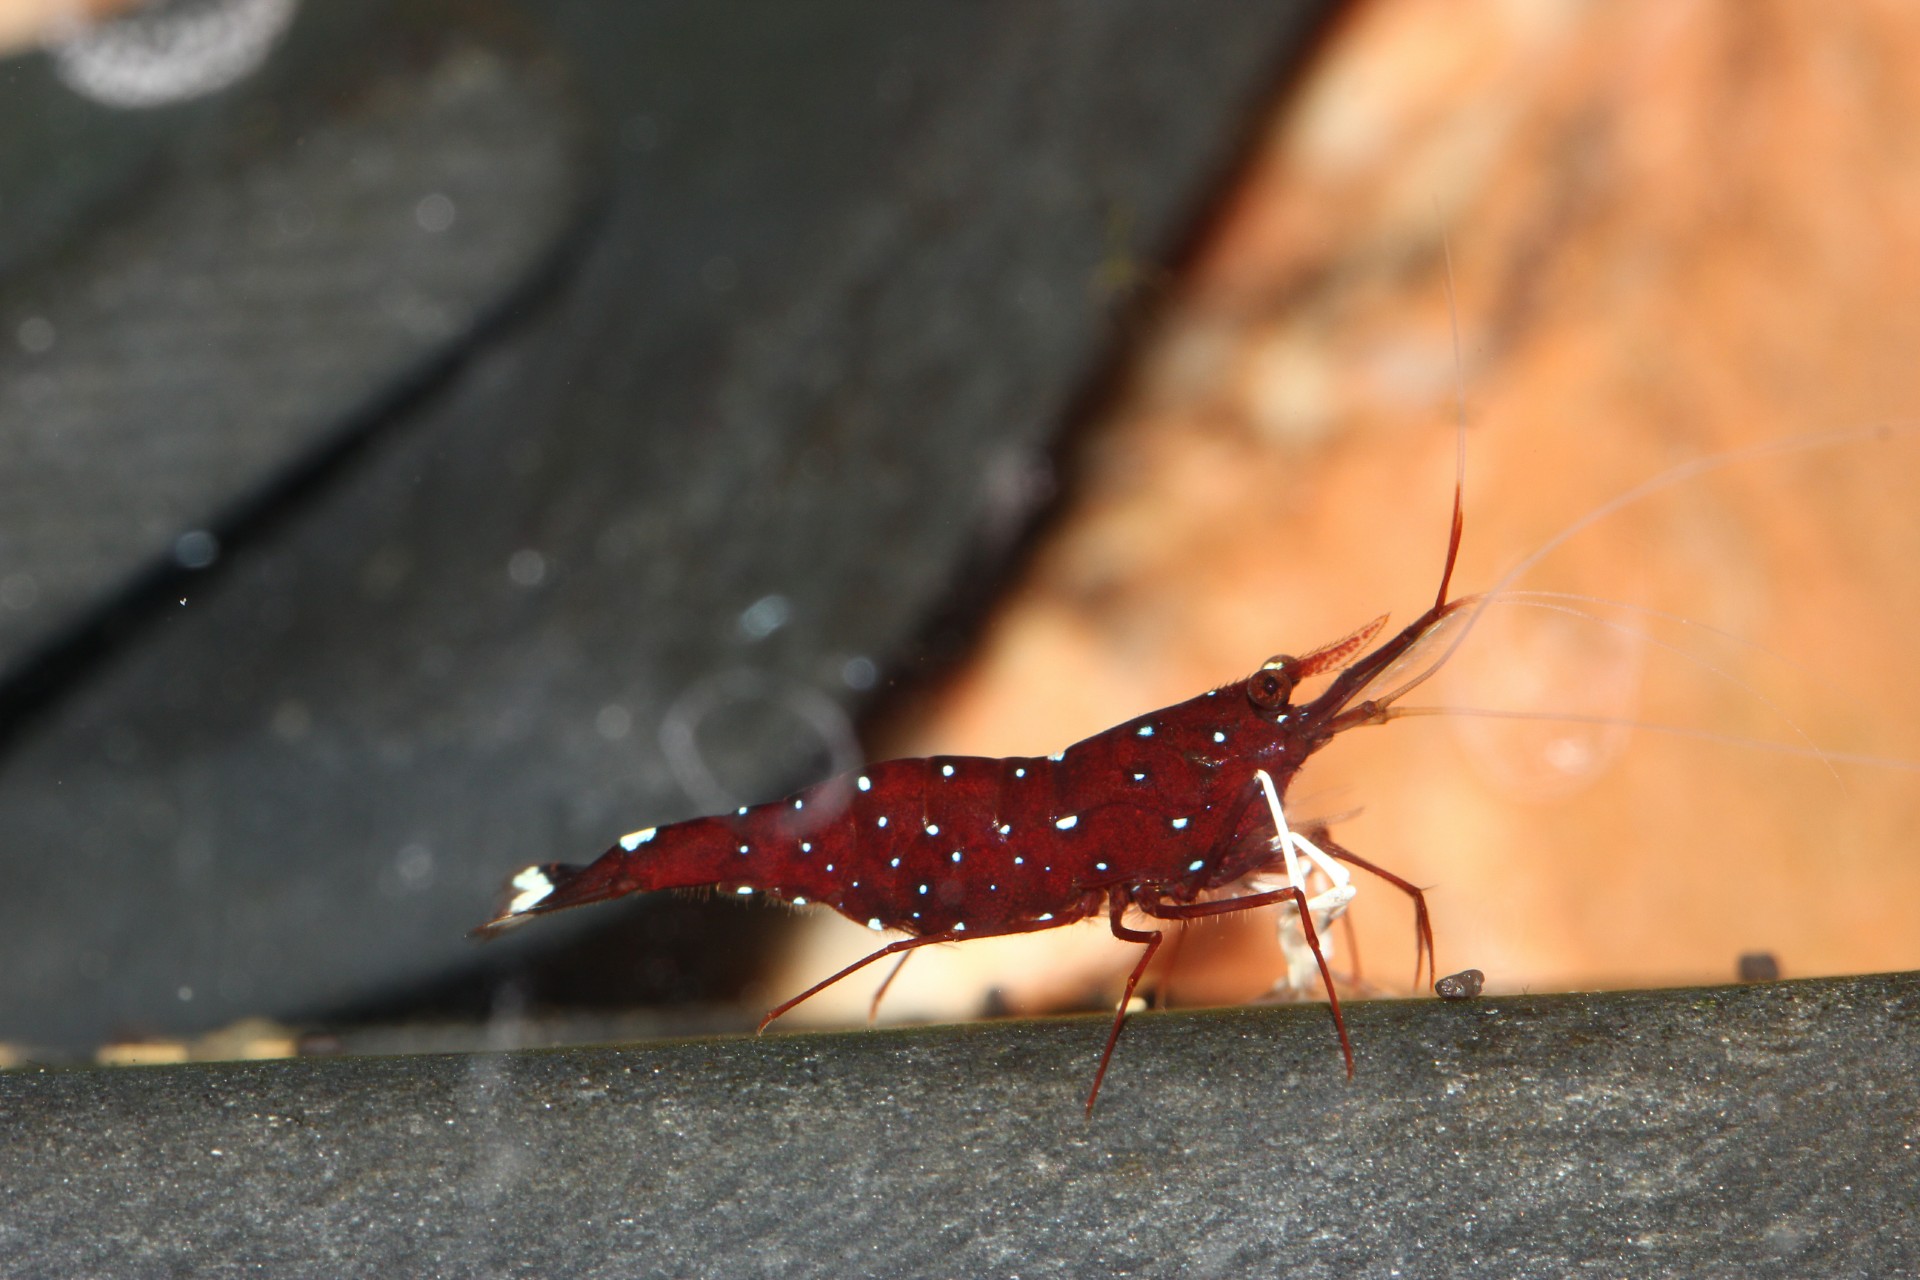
[
  {"x1": 1436, "y1": 234, "x2": 1468, "y2": 611},
  {"x1": 1383, "y1": 704, "x2": 1920, "y2": 772},
  {"x1": 1481, "y1": 594, "x2": 1839, "y2": 789},
  {"x1": 1503, "y1": 590, "x2": 1814, "y2": 669},
  {"x1": 1368, "y1": 421, "x2": 1920, "y2": 711}
]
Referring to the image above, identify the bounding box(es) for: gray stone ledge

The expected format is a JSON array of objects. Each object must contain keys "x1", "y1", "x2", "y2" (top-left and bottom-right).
[{"x1": 4, "y1": 971, "x2": 1915, "y2": 1278}]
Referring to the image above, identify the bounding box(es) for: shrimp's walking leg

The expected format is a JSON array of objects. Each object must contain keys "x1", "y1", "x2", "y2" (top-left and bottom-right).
[
  {"x1": 1087, "y1": 892, "x2": 1164, "y2": 1117},
  {"x1": 759, "y1": 932, "x2": 959, "y2": 1032},
  {"x1": 1302, "y1": 824, "x2": 1437, "y2": 991},
  {"x1": 867, "y1": 951, "x2": 913, "y2": 1025},
  {"x1": 1136, "y1": 883, "x2": 1353, "y2": 1077},
  {"x1": 1252, "y1": 768, "x2": 1357, "y2": 993}
]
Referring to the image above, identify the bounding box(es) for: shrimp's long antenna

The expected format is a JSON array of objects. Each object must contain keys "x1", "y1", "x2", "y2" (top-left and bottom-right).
[
  {"x1": 1481, "y1": 594, "x2": 1840, "y2": 789},
  {"x1": 1383, "y1": 704, "x2": 1920, "y2": 772},
  {"x1": 1368, "y1": 421, "x2": 1920, "y2": 713},
  {"x1": 1435, "y1": 234, "x2": 1468, "y2": 611}
]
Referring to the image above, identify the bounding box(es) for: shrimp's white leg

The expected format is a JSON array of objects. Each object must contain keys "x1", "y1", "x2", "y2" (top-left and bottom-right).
[{"x1": 1252, "y1": 768, "x2": 1358, "y2": 994}]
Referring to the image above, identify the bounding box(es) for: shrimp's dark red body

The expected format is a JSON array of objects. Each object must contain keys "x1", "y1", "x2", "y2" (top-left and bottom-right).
[{"x1": 478, "y1": 545, "x2": 1464, "y2": 1110}]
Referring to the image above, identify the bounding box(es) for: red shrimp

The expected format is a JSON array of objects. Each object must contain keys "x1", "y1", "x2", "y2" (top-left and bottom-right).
[{"x1": 474, "y1": 480, "x2": 1470, "y2": 1115}]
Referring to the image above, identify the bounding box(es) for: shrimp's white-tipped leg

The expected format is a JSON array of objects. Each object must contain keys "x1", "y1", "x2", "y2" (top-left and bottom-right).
[{"x1": 1251, "y1": 768, "x2": 1358, "y2": 996}]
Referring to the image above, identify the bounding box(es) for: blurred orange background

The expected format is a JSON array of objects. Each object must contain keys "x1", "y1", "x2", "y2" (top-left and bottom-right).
[{"x1": 778, "y1": 0, "x2": 1920, "y2": 1024}]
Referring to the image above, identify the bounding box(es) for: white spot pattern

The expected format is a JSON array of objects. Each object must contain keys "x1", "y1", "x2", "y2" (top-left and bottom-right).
[
  {"x1": 1213, "y1": 731, "x2": 1226, "y2": 743},
  {"x1": 858, "y1": 776, "x2": 872, "y2": 791},
  {"x1": 1137, "y1": 725, "x2": 1154, "y2": 737},
  {"x1": 1171, "y1": 817, "x2": 1189, "y2": 829},
  {"x1": 1054, "y1": 815, "x2": 1078, "y2": 830},
  {"x1": 941, "y1": 764, "x2": 955, "y2": 777},
  {"x1": 618, "y1": 827, "x2": 657, "y2": 851},
  {"x1": 506, "y1": 867, "x2": 554, "y2": 915},
  {"x1": 867, "y1": 917, "x2": 883, "y2": 931},
  {"x1": 924, "y1": 823, "x2": 940, "y2": 836}
]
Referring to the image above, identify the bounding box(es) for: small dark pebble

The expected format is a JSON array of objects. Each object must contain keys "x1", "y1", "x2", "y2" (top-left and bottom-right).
[
  {"x1": 1434, "y1": 969, "x2": 1485, "y2": 1000},
  {"x1": 1737, "y1": 952, "x2": 1781, "y2": 983}
]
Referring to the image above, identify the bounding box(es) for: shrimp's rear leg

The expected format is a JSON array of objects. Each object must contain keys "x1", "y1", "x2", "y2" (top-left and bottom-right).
[
  {"x1": 1087, "y1": 892, "x2": 1165, "y2": 1117},
  {"x1": 759, "y1": 932, "x2": 958, "y2": 1032},
  {"x1": 866, "y1": 952, "x2": 913, "y2": 1025}
]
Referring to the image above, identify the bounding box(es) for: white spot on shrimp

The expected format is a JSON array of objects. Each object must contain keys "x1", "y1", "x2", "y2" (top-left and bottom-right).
[
  {"x1": 1171, "y1": 817, "x2": 1189, "y2": 830},
  {"x1": 1054, "y1": 815, "x2": 1078, "y2": 830},
  {"x1": 1136, "y1": 725, "x2": 1154, "y2": 737},
  {"x1": 1096, "y1": 862, "x2": 1109, "y2": 872},
  {"x1": 877, "y1": 815, "x2": 889, "y2": 828},
  {"x1": 1131, "y1": 772, "x2": 1146, "y2": 782},
  {"x1": 792, "y1": 896, "x2": 808, "y2": 905},
  {"x1": 941, "y1": 764, "x2": 955, "y2": 777},
  {"x1": 1037, "y1": 912, "x2": 1054, "y2": 922},
  {"x1": 867, "y1": 918, "x2": 883, "y2": 931},
  {"x1": 1014, "y1": 767, "x2": 1027, "y2": 778},
  {"x1": 918, "y1": 884, "x2": 929, "y2": 895},
  {"x1": 792, "y1": 798, "x2": 804, "y2": 810},
  {"x1": 890, "y1": 857, "x2": 901, "y2": 868},
  {"x1": 826, "y1": 863, "x2": 836, "y2": 872},
  {"x1": 735, "y1": 886, "x2": 753, "y2": 895},
  {"x1": 1188, "y1": 859, "x2": 1205, "y2": 872},
  {"x1": 1013, "y1": 856, "x2": 1024, "y2": 865},
  {"x1": 801, "y1": 842, "x2": 813, "y2": 853},
  {"x1": 997, "y1": 823, "x2": 1012, "y2": 836},
  {"x1": 737, "y1": 844, "x2": 750, "y2": 855},
  {"x1": 858, "y1": 775, "x2": 872, "y2": 792},
  {"x1": 1212, "y1": 731, "x2": 1226, "y2": 744},
  {"x1": 618, "y1": 827, "x2": 656, "y2": 851},
  {"x1": 1275, "y1": 713, "x2": 1289, "y2": 724},
  {"x1": 954, "y1": 922, "x2": 966, "y2": 932},
  {"x1": 736, "y1": 806, "x2": 749, "y2": 816},
  {"x1": 1048, "y1": 751, "x2": 1064, "y2": 763},
  {"x1": 506, "y1": 867, "x2": 554, "y2": 915},
  {"x1": 950, "y1": 851, "x2": 962, "y2": 863},
  {"x1": 924, "y1": 823, "x2": 940, "y2": 836}
]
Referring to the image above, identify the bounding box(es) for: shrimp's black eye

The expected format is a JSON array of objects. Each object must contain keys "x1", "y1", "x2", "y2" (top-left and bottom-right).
[{"x1": 1248, "y1": 657, "x2": 1296, "y2": 710}]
